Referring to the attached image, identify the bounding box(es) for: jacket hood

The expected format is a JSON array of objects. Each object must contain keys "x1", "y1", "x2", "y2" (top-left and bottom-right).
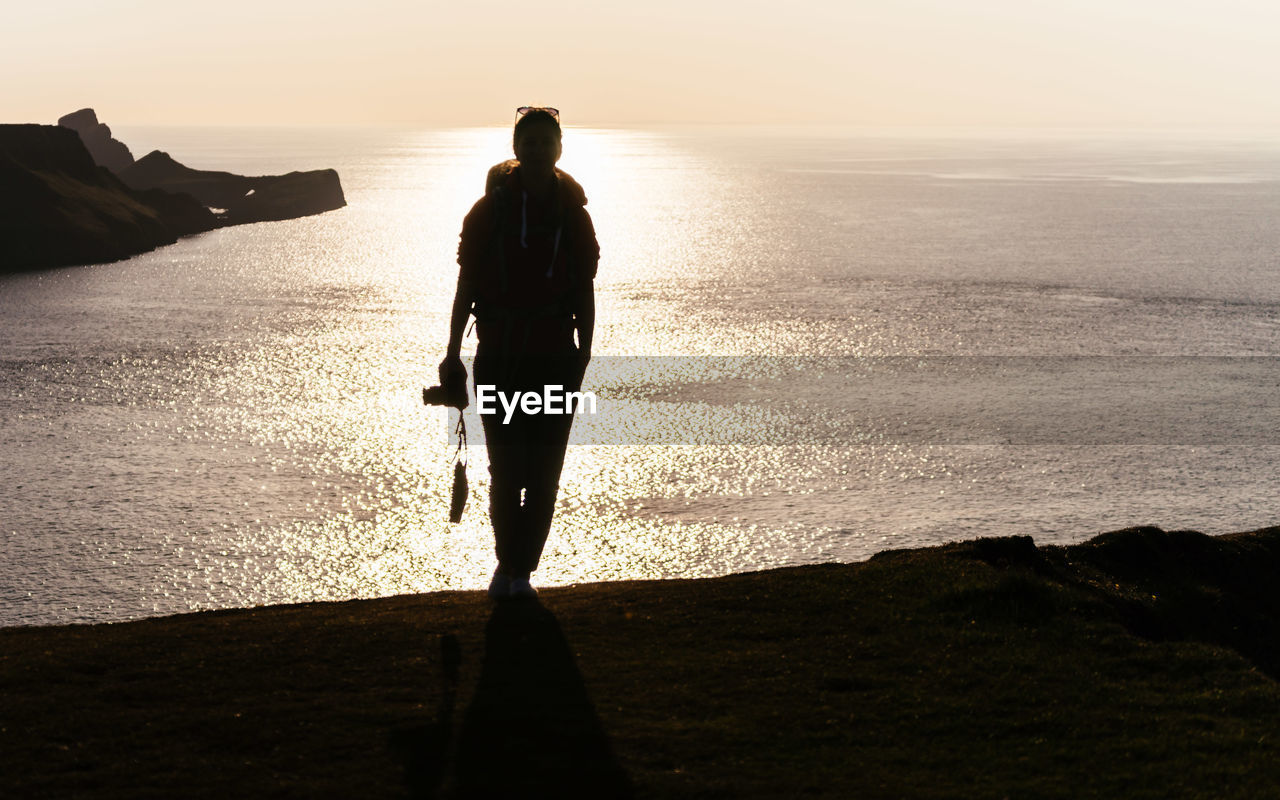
[{"x1": 484, "y1": 159, "x2": 588, "y2": 206}]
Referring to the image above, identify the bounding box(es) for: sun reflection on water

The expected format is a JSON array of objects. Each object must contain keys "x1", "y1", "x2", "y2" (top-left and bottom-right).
[
  {"x1": 172, "y1": 124, "x2": 811, "y2": 611},
  {"x1": 6, "y1": 126, "x2": 1280, "y2": 625}
]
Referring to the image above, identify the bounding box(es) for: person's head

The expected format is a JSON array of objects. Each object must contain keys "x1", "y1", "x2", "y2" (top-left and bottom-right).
[{"x1": 513, "y1": 106, "x2": 562, "y2": 170}]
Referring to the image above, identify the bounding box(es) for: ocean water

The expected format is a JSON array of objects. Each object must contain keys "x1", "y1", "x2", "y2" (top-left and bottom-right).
[{"x1": 2, "y1": 125, "x2": 1279, "y2": 627}]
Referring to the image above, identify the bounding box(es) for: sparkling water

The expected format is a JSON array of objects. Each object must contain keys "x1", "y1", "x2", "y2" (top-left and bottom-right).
[{"x1": 3, "y1": 126, "x2": 1278, "y2": 626}]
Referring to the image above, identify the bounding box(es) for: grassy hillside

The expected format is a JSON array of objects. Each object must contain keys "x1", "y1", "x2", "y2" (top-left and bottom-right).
[{"x1": 4, "y1": 525, "x2": 1279, "y2": 798}]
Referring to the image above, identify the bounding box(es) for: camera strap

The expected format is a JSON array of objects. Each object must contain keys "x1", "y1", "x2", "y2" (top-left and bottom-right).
[
  {"x1": 448, "y1": 413, "x2": 469, "y2": 524},
  {"x1": 453, "y1": 414, "x2": 467, "y2": 465}
]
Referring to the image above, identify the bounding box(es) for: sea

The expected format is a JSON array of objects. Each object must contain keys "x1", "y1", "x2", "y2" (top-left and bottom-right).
[{"x1": 3, "y1": 125, "x2": 1279, "y2": 627}]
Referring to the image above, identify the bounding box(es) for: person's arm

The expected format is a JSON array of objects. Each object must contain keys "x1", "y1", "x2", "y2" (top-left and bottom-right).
[
  {"x1": 573, "y1": 284, "x2": 594, "y2": 359},
  {"x1": 571, "y1": 206, "x2": 599, "y2": 389},
  {"x1": 445, "y1": 278, "x2": 474, "y2": 361},
  {"x1": 441, "y1": 198, "x2": 487, "y2": 380},
  {"x1": 438, "y1": 278, "x2": 472, "y2": 389},
  {"x1": 574, "y1": 205, "x2": 599, "y2": 361},
  {"x1": 569, "y1": 284, "x2": 593, "y2": 392}
]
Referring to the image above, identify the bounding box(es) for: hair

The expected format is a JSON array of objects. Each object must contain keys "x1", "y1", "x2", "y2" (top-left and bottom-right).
[{"x1": 513, "y1": 108, "x2": 562, "y2": 149}]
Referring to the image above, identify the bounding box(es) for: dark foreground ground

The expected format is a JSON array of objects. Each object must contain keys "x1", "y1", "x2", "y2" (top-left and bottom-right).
[{"x1": 5, "y1": 525, "x2": 1280, "y2": 799}]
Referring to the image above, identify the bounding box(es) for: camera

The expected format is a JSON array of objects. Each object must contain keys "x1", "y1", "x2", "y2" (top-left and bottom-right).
[
  {"x1": 422, "y1": 381, "x2": 469, "y2": 409},
  {"x1": 424, "y1": 360, "x2": 469, "y2": 409}
]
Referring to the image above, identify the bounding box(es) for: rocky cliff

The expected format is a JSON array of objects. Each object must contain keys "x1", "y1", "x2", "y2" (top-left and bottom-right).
[
  {"x1": 2, "y1": 110, "x2": 347, "y2": 273},
  {"x1": 119, "y1": 150, "x2": 346, "y2": 226},
  {"x1": 57, "y1": 108, "x2": 135, "y2": 174},
  {"x1": 0, "y1": 125, "x2": 214, "y2": 273}
]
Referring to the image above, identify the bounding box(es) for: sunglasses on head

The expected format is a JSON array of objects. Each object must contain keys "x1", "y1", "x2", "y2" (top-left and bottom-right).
[{"x1": 516, "y1": 106, "x2": 560, "y2": 121}]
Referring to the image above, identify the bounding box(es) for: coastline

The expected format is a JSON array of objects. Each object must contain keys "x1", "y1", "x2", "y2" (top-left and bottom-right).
[
  {"x1": 5, "y1": 524, "x2": 1280, "y2": 798},
  {"x1": 0, "y1": 117, "x2": 345, "y2": 274}
]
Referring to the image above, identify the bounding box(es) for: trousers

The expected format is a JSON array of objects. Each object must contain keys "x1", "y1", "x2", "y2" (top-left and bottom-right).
[{"x1": 474, "y1": 353, "x2": 580, "y2": 578}]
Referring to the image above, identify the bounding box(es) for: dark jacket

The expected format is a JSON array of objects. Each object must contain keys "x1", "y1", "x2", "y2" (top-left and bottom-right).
[{"x1": 457, "y1": 163, "x2": 598, "y2": 356}]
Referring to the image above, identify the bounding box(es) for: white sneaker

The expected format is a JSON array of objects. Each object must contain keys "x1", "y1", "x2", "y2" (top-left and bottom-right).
[
  {"x1": 488, "y1": 570, "x2": 511, "y2": 600},
  {"x1": 508, "y1": 577, "x2": 537, "y2": 599}
]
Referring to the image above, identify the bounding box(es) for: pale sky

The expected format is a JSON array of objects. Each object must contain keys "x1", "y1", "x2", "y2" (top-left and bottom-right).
[{"x1": 6, "y1": 0, "x2": 1280, "y2": 129}]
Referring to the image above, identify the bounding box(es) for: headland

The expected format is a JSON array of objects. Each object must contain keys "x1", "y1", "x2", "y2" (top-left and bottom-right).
[{"x1": 0, "y1": 109, "x2": 345, "y2": 274}]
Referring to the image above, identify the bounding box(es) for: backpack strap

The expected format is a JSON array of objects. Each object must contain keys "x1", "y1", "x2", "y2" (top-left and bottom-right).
[{"x1": 489, "y1": 185, "x2": 509, "y2": 293}]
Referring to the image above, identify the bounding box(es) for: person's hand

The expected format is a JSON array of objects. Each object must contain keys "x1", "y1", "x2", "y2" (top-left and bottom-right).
[
  {"x1": 439, "y1": 354, "x2": 467, "y2": 386},
  {"x1": 437, "y1": 355, "x2": 469, "y2": 409}
]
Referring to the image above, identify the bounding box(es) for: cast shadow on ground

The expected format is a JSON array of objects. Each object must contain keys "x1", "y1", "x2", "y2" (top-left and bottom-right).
[{"x1": 393, "y1": 600, "x2": 633, "y2": 799}]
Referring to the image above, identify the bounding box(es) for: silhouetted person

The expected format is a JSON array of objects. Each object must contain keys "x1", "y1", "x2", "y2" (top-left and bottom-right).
[{"x1": 440, "y1": 107, "x2": 598, "y2": 600}]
